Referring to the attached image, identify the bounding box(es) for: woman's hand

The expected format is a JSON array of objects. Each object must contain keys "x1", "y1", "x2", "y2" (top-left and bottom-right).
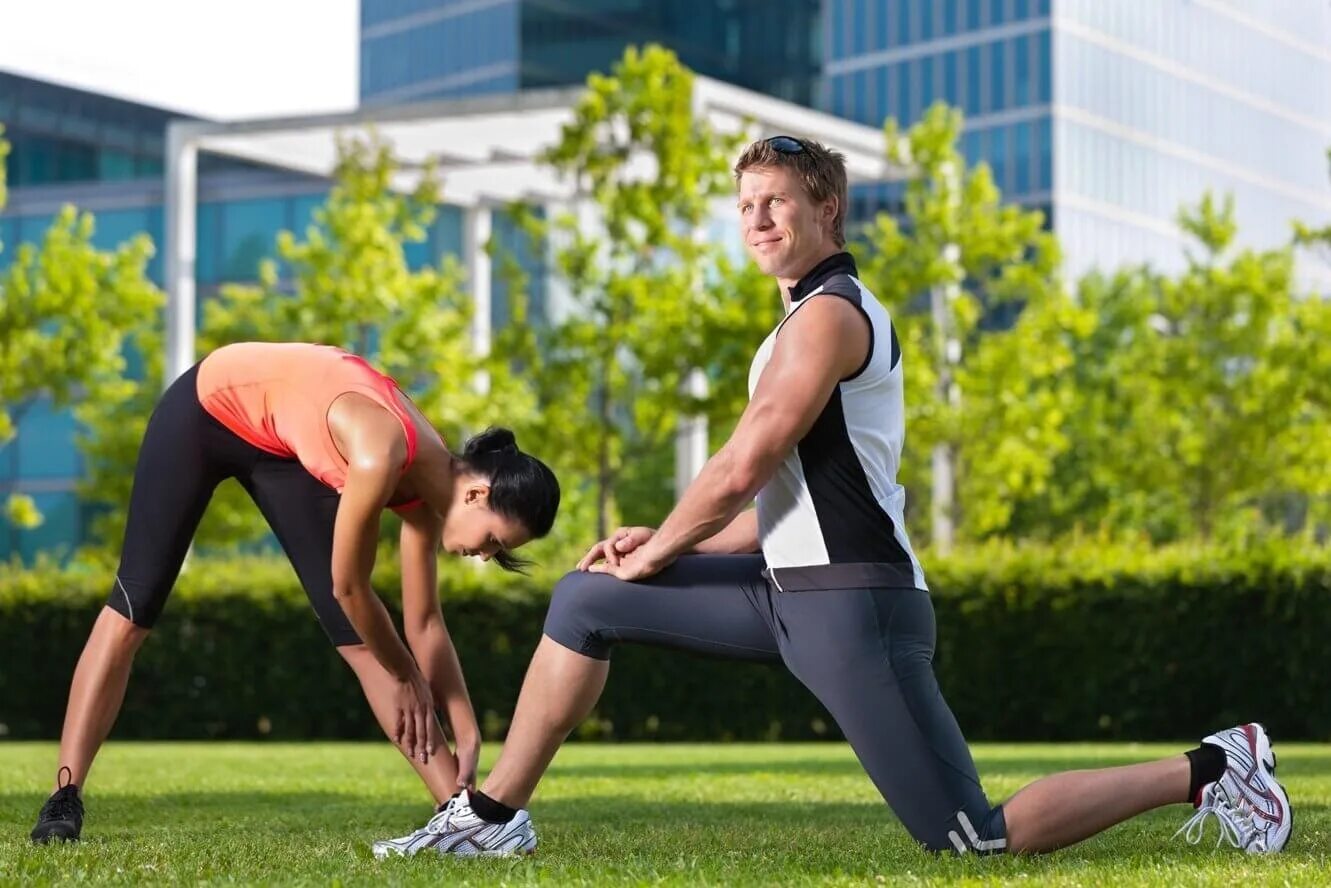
[
  {"x1": 454, "y1": 736, "x2": 481, "y2": 792},
  {"x1": 392, "y1": 674, "x2": 442, "y2": 763}
]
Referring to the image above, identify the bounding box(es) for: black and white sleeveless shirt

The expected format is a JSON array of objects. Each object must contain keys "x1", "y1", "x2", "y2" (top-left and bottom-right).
[{"x1": 747, "y1": 252, "x2": 927, "y2": 592}]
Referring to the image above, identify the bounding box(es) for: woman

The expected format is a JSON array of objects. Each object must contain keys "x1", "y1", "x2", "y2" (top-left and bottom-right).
[{"x1": 30, "y1": 341, "x2": 560, "y2": 843}]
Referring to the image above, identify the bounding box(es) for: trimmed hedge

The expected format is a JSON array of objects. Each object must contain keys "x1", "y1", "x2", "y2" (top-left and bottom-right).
[{"x1": 3, "y1": 542, "x2": 1330, "y2": 742}]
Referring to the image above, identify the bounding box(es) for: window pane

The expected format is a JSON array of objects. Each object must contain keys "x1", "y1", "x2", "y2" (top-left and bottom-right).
[
  {"x1": 943, "y1": 50, "x2": 959, "y2": 107},
  {"x1": 1014, "y1": 121, "x2": 1032, "y2": 193},
  {"x1": 219, "y1": 198, "x2": 284, "y2": 282},
  {"x1": 966, "y1": 46, "x2": 983, "y2": 115},
  {"x1": 990, "y1": 40, "x2": 1007, "y2": 112},
  {"x1": 1015, "y1": 36, "x2": 1031, "y2": 105},
  {"x1": 1037, "y1": 117, "x2": 1052, "y2": 190}
]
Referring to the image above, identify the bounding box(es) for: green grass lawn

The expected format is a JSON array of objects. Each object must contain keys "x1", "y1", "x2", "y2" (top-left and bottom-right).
[{"x1": 2, "y1": 741, "x2": 1328, "y2": 886}]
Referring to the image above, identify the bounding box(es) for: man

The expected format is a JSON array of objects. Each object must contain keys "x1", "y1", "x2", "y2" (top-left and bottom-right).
[{"x1": 373, "y1": 136, "x2": 1292, "y2": 858}]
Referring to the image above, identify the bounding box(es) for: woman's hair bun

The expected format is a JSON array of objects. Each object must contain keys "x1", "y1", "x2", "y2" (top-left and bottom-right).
[{"x1": 463, "y1": 427, "x2": 518, "y2": 457}]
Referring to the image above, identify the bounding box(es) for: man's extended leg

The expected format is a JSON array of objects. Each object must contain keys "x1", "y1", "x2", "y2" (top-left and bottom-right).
[{"x1": 770, "y1": 582, "x2": 1286, "y2": 854}]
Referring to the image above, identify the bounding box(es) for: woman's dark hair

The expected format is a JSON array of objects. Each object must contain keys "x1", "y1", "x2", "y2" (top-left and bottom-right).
[{"x1": 459, "y1": 427, "x2": 560, "y2": 572}]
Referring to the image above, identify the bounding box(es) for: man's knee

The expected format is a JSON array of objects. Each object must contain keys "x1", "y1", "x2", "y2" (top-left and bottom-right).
[
  {"x1": 915, "y1": 806, "x2": 1008, "y2": 856},
  {"x1": 542, "y1": 570, "x2": 619, "y2": 660}
]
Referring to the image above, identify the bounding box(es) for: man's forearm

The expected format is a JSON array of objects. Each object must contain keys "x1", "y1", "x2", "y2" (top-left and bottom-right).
[
  {"x1": 691, "y1": 509, "x2": 760, "y2": 555},
  {"x1": 653, "y1": 447, "x2": 760, "y2": 558}
]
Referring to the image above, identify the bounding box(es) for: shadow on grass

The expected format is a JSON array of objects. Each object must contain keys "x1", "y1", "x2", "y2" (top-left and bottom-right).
[{"x1": 548, "y1": 747, "x2": 1331, "y2": 780}]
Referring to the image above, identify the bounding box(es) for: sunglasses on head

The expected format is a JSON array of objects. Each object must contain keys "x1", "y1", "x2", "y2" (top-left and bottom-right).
[{"x1": 766, "y1": 135, "x2": 807, "y2": 154}]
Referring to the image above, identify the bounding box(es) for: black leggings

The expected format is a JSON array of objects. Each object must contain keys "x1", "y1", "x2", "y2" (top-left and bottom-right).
[
  {"x1": 106, "y1": 364, "x2": 360, "y2": 646},
  {"x1": 543, "y1": 555, "x2": 1007, "y2": 854}
]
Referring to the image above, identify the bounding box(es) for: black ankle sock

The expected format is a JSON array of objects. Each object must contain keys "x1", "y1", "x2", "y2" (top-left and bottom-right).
[
  {"x1": 1185, "y1": 743, "x2": 1227, "y2": 804},
  {"x1": 469, "y1": 789, "x2": 517, "y2": 824}
]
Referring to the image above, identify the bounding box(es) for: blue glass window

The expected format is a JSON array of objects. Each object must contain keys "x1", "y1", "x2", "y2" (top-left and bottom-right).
[
  {"x1": 15, "y1": 400, "x2": 79, "y2": 479},
  {"x1": 1037, "y1": 117, "x2": 1052, "y2": 190},
  {"x1": 831, "y1": 0, "x2": 844, "y2": 57},
  {"x1": 852, "y1": 0, "x2": 866, "y2": 54},
  {"x1": 966, "y1": 46, "x2": 983, "y2": 115},
  {"x1": 90, "y1": 208, "x2": 151, "y2": 253},
  {"x1": 898, "y1": 61, "x2": 913, "y2": 123},
  {"x1": 1037, "y1": 30, "x2": 1052, "y2": 102},
  {"x1": 1015, "y1": 36, "x2": 1031, "y2": 105},
  {"x1": 943, "y1": 0, "x2": 959, "y2": 35},
  {"x1": 943, "y1": 51, "x2": 959, "y2": 107},
  {"x1": 219, "y1": 198, "x2": 285, "y2": 282},
  {"x1": 196, "y1": 203, "x2": 222, "y2": 285},
  {"x1": 853, "y1": 70, "x2": 869, "y2": 123},
  {"x1": 991, "y1": 40, "x2": 1007, "y2": 112},
  {"x1": 989, "y1": 126, "x2": 1009, "y2": 193},
  {"x1": 921, "y1": 0, "x2": 934, "y2": 40},
  {"x1": 990, "y1": 0, "x2": 1005, "y2": 25},
  {"x1": 921, "y1": 57, "x2": 936, "y2": 115},
  {"x1": 1014, "y1": 121, "x2": 1032, "y2": 193},
  {"x1": 899, "y1": 1, "x2": 912, "y2": 45},
  {"x1": 15, "y1": 491, "x2": 81, "y2": 561},
  {"x1": 877, "y1": 65, "x2": 890, "y2": 123},
  {"x1": 962, "y1": 129, "x2": 983, "y2": 167},
  {"x1": 967, "y1": 0, "x2": 983, "y2": 29},
  {"x1": 904, "y1": 59, "x2": 920, "y2": 122}
]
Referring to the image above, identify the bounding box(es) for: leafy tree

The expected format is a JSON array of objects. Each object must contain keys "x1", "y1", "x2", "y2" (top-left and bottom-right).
[
  {"x1": 496, "y1": 44, "x2": 779, "y2": 536},
  {"x1": 856, "y1": 104, "x2": 1085, "y2": 549},
  {"x1": 0, "y1": 127, "x2": 161, "y2": 534}
]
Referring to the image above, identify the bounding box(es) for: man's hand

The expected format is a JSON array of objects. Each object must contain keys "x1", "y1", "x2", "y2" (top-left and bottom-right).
[
  {"x1": 577, "y1": 526, "x2": 656, "y2": 570},
  {"x1": 586, "y1": 538, "x2": 675, "y2": 581}
]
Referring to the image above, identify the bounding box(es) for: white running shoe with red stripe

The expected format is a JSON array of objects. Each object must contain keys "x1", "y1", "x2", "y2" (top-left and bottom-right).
[{"x1": 1175, "y1": 723, "x2": 1292, "y2": 854}]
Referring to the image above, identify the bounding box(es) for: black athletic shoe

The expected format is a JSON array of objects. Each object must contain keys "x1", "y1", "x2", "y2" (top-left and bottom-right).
[{"x1": 31, "y1": 767, "x2": 83, "y2": 844}]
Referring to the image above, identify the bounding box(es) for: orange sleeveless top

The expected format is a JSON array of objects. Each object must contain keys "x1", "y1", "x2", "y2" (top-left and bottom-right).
[{"x1": 196, "y1": 342, "x2": 422, "y2": 506}]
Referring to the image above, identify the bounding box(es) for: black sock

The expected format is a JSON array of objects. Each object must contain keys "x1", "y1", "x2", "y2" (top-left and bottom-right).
[
  {"x1": 469, "y1": 789, "x2": 517, "y2": 824},
  {"x1": 1185, "y1": 743, "x2": 1227, "y2": 804}
]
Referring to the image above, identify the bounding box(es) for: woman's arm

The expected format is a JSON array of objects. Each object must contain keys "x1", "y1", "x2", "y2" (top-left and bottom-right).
[
  {"x1": 328, "y1": 400, "x2": 438, "y2": 762},
  {"x1": 400, "y1": 508, "x2": 481, "y2": 788}
]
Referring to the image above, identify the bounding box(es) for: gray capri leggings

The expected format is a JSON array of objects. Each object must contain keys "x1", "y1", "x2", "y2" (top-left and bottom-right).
[{"x1": 543, "y1": 554, "x2": 1007, "y2": 854}]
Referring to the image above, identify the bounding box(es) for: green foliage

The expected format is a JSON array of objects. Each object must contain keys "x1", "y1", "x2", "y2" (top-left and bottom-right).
[
  {"x1": 1019, "y1": 195, "x2": 1331, "y2": 542},
  {"x1": 857, "y1": 104, "x2": 1082, "y2": 544},
  {"x1": 859, "y1": 106, "x2": 1331, "y2": 546},
  {"x1": 0, "y1": 126, "x2": 163, "y2": 532},
  {"x1": 5, "y1": 541, "x2": 1329, "y2": 742},
  {"x1": 495, "y1": 45, "x2": 779, "y2": 535}
]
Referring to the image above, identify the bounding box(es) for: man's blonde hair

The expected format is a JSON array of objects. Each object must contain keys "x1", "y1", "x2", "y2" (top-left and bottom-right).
[{"x1": 733, "y1": 136, "x2": 849, "y2": 247}]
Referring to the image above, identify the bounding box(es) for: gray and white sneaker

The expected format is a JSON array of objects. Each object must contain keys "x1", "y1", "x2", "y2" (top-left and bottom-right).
[
  {"x1": 1174, "y1": 723, "x2": 1292, "y2": 854},
  {"x1": 372, "y1": 790, "x2": 538, "y2": 859}
]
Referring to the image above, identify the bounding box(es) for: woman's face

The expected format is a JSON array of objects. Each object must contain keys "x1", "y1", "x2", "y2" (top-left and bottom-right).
[{"x1": 439, "y1": 481, "x2": 531, "y2": 562}]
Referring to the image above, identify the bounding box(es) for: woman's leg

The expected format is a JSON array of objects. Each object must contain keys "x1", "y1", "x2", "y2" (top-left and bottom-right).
[
  {"x1": 338, "y1": 644, "x2": 459, "y2": 804},
  {"x1": 35, "y1": 366, "x2": 227, "y2": 842},
  {"x1": 52, "y1": 365, "x2": 224, "y2": 791},
  {"x1": 242, "y1": 456, "x2": 456, "y2": 803}
]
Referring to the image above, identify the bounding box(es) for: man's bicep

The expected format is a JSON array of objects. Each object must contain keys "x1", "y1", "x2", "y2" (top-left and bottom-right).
[{"x1": 737, "y1": 298, "x2": 870, "y2": 454}]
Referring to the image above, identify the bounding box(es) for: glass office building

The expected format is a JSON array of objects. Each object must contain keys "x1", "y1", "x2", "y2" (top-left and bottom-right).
[
  {"x1": 824, "y1": 0, "x2": 1331, "y2": 281},
  {"x1": 360, "y1": 0, "x2": 822, "y2": 106}
]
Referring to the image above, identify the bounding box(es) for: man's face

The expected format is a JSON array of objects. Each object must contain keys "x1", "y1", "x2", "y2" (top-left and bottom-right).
[{"x1": 737, "y1": 164, "x2": 837, "y2": 280}]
